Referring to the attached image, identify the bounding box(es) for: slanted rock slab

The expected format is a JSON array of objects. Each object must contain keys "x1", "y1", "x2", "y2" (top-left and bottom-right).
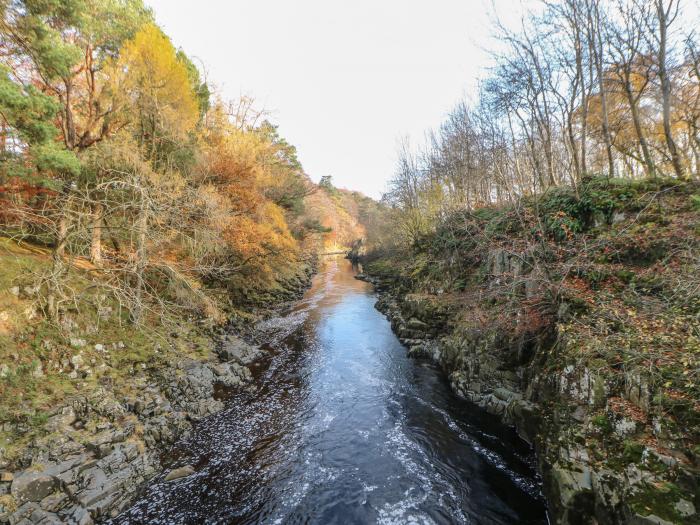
[
  {"x1": 10, "y1": 471, "x2": 58, "y2": 503},
  {"x1": 164, "y1": 465, "x2": 195, "y2": 482}
]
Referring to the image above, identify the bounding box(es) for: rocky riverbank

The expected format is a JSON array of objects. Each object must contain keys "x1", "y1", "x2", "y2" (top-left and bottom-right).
[
  {"x1": 360, "y1": 271, "x2": 697, "y2": 525},
  {"x1": 358, "y1": 178, "x2": 700, "y2": 525},
  {"x1": 0, "y1": 262, "x2": 315, "y2": 525}
]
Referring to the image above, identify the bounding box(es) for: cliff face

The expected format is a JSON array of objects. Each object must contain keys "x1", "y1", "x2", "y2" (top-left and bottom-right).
[{"x1": 361, "y1": 177, "x2": 700, "y2": 525}]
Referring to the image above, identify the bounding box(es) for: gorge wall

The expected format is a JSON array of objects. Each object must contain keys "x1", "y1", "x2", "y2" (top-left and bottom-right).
[{"x1": 359, "y1": 177, "x2": 700, "y2": 525}]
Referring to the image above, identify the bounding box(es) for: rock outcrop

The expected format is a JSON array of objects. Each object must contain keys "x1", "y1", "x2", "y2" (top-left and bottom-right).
[
  {"x1": 360, "y1": 267, "x2": 699, "y2": 525},
  {"x1": 0, "y1": 335, "x2": 263, "y2": 524}
]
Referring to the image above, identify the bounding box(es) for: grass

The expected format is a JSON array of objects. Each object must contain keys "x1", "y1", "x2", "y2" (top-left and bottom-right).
[{"x1": 0, "y1": 237, "x2": 224, "y2": 468}]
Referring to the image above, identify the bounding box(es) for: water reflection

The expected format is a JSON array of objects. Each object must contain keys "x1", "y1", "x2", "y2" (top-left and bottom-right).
[{"x1": 113, "y1": 257, "x2": 546, "y2": 525}]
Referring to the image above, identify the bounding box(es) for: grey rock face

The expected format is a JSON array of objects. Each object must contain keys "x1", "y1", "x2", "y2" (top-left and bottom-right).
[
  {"x1": 10, "y1": 472, "x2": 58, "y2": 504},
  {"x1": 5, "y1": 327, "x2": 257, "y2": 525}
]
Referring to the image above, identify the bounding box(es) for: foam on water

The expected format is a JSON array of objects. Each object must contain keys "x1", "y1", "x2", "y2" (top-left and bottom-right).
[{"x1": 112, "y1": 257, "x2": 546, "y2": 525}]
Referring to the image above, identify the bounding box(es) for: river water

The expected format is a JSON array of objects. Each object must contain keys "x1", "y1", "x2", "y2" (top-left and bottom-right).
[{"x1": 114, "y1": 257, "x2": 547, "y2": 524}]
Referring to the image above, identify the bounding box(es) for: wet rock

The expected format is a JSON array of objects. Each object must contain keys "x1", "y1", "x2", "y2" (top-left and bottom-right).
[
  {"x1": 65, "y1": 505, "x2": 93, "y2": 525},
  {"x1": 10, "y1": 471, "x2": 58, "y2": 503},
  {"x1": 164, "y1": 465, "x2": 194, "y2": 482},
  {"x1": 219, "y1": 335, "x2": 263, "y2": 365},
  {"x1": 629, "y1": 514, "x2": 675, "y2": 525}
]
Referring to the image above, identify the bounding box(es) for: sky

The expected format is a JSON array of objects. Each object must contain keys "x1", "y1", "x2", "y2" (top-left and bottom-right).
[{"x1": 142, "y1": 1, "x2": 537, "y2": 198}]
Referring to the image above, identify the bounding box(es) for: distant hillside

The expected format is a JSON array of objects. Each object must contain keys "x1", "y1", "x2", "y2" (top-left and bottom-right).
[{"x1": 300, "y1": 176, "x2": 384, "y2": 253}]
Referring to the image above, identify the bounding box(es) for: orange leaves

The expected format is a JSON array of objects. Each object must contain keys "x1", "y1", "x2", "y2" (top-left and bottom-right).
[
  {"x1": 563, "y1": 275, "x2": 597, "y2": 306},
  {"x1": 194, "y1": 100, "x2": 303, "y2": 283},
  {"x1": 609, "y1": 396, "x2": 647, "y2": 423}
]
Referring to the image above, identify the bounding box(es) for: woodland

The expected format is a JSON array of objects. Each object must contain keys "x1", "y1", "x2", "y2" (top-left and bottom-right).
[{"x1": 0, "y1": 0, "x2": 699, "y2": 523}]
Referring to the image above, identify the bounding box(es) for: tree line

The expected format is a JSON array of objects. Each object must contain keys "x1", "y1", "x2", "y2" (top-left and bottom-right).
[
  {"x1": 0, "y1": 0, "x2": 321, "y2": 324},
  {"x1": 385, "y1": 0, "x2": 699, "y2": 243}
]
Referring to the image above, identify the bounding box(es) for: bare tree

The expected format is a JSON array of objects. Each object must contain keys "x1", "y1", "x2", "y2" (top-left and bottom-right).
[
  {"x1": 650, "y1": 0, "x2": 685, "y2": 178},
  {"x1": 607, "y1": 0, "x2": 657, "y2": 177},
  {"x1": 586, "y1": 0, "x2": 616, "y2": 177}
]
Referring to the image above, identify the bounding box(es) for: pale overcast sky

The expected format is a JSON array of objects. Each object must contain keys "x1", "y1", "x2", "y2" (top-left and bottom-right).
[
  {"x1": 143, "y1": 0, "x2": 696, "y2": 199},
  {"x1": 143, "y1": 0, "x2": 531, "y2": 198}
]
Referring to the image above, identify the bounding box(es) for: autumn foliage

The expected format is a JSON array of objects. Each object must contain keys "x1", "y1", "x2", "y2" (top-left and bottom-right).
[{"x1": 0, "y1": 1, "x2": 368, "y2": 319}]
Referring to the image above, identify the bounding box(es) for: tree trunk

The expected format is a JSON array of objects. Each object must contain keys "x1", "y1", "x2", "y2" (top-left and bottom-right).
[
  {"x1": 56, "y1": 213, "x2": 68, "y2": 257},
  {"x1": 624, "y1": 79, "x2": 656, "y2": 178},
  {"x1": 90, "y1": 202, "x2": 103, "y2": 265},
  {"x1": 589, "y1": 4, "x2": 615, "y2": 177},
  {"x1": 131, "y1": 190, "x2": 148, "y2": 325},
  {"x1": 656, "y1": 0, "x2": 684, "y2": 178},
  {"x1": 48, "y1": 209, "x2": 69, "y2": 319}
]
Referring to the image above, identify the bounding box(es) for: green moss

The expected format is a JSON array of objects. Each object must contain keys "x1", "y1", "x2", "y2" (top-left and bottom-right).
[
  {"x1": 591, "y1": 413, "x2": 613, "y2": 434},
  {"x1": 629, "y1": 482, "x2": 688, "y2": 523},
  {"x1": 622, "y1": 440, "x2": 644, "y2": 464},
  {"x1": 616, "y1": 269, "x2": 636, "y2": 284},
  {"x1": 592, "y1": 376, "x2": 607, "y2": 409},
  {"x1": 690, "y1": 194, "x2": 700, "y2": 212}
]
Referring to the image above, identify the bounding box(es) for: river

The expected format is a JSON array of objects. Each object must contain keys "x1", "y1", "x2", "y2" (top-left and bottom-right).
[{"x1": 113, "y1": 256, "x2": 547, "y2": 524}]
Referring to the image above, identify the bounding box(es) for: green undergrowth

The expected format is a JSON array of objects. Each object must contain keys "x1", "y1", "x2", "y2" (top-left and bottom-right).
[
  {"x1": 365, "y1": 176, "x2": 700, "y2": 519},
  {"x1": 0, "y1": 238, "x2": 223, "y2": 467}
]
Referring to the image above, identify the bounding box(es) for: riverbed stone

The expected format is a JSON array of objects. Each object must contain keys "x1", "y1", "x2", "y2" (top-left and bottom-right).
[
  {"x1": 219, "y1": 335, "x2": 262, "y2": 365},
  {"x1": 164, "y1": 465, "x2": 194, "y2": 482}
]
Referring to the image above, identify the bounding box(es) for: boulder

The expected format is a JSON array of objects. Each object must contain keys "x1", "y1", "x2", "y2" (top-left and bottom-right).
[
  {"x1": 164, "y1": 465, "x2": 194, "y2": 482},
  {"x1": 10, "y1": 471, "x2": 58, "y2": 503},
  {"x1": 219, "y1": 335, "x2": 263, "y2": 365},
  {"x1": 45, "y1": 407, "x2": 77, "y2": 432},
  {"x1": 674, "y1": 499, "x2": 696, "y2": 518}
]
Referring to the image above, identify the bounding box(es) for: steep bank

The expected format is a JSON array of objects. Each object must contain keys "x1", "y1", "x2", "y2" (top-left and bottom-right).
[
  {"x1": 0, "y1": 240, "x2": 314, "y2": 524},
  {"x1": 360, "y1": 177, "x2": 700, "y2": 524}
]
